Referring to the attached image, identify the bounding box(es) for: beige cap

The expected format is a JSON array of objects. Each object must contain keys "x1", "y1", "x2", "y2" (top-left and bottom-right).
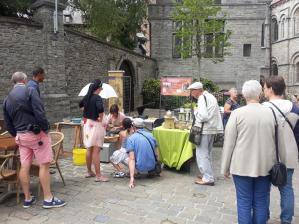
[{"x1": 187, "y1": 82, "x2": 203, "y2": 90}]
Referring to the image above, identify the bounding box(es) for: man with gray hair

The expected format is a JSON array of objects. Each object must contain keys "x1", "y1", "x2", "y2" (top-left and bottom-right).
[
  {"x1": 3, "y1": 72, "x2": 66, "y2": 209},
  {"x1": 187, "y1": 81, "x2": 223, "y2": 186}
]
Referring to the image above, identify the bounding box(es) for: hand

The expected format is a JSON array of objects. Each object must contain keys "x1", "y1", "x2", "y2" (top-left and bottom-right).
[
  {"x1": 224, "y1": 171, "x2": 230, "y2": 178},
  {"x1": 129, "y1": 178, "x2": 135, "y2": 188}
]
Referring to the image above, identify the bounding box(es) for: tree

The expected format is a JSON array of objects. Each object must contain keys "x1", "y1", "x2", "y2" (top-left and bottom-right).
[
  {"x1": 172, "y1": 0, "x2": 231, "y2": 78},
  {"x1": 0, "y1": 0, "x2": 35, "y2": 17},
  {"x1": 72, "y1": 0, "x2": 147, "y2": 49}
]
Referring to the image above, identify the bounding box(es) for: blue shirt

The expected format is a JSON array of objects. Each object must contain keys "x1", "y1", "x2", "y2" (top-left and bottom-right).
[
  {"x1": 126, "y1": 129, "x2": 157, "y2": 172},
  {"x1": 27, "y1": 79, "x2": 40, "y2": 96}
]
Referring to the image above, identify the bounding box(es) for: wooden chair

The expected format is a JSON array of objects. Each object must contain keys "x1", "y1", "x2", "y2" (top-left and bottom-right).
[
  {"x1": 0, "y1": 131, "x2": 9, "y2": 136},
  {"x1": 31, "y1": 132, "x2": 66, "y2": 191},
  {"x1": 0, "y1": 153, "x2": 20, "y2": 203}
]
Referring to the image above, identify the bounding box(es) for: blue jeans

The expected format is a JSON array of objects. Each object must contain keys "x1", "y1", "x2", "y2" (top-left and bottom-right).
[
  {"x1": 233, "y1": 175, "x2": 271, "y2": 224},
  {"x1": 278, "y1": 169, "x2": 294, "y2": 223}
]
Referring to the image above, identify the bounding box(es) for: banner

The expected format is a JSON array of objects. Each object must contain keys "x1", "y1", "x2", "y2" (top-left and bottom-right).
[{"x1": 160, "y1": 77, "x2": 192, "y2": 96}]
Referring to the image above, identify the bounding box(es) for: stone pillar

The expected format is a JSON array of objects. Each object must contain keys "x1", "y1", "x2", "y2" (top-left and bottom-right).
[{"x1": 31, "y1": 0, "x2": 70, "y2": 122}]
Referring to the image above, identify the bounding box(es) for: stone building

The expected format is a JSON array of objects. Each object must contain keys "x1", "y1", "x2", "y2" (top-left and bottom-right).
[
  {"x1": 0, "y1": 0, "x2": 158, "y2": 122},
  {"x1": 271, "y1": 0, "x2": 299, "y2": 95},
  {"x1": 148, "y1": 0, "x2": 272, "y2": 91}
]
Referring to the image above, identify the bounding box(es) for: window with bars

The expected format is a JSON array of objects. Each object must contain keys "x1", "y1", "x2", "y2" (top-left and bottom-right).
[
  {"x1": 203, "y1": 20, "x2": 225, "y2": 58},
  {"x1": 172, "y1": 21, "x2": 192, "y2": 58}
]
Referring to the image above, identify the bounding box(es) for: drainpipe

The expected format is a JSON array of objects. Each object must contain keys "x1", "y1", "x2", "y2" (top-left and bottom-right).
[
  {"x1": 268, "y1": 1, "x2": 272, "y2": 76},
  {"x1": 54, "y1": 0, "x2": 58, "y2": 33}
]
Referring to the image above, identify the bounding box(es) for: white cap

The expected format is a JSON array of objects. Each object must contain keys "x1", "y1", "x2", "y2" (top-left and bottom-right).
[
  {"x1": 187, "y1": 82, "x2": 203, "y2": 90},
  {"x1": 133, "y1": 118, "x2": 145, "y2": 128}
]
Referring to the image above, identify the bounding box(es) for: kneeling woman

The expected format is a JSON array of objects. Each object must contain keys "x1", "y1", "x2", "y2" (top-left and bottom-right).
[{"x1": 79, "y1": 79, "x2": 109, "y2": 182}]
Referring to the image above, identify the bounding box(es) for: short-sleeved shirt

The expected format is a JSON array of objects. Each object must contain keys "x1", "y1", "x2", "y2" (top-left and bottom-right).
[
  {"x1": 81, "y1": 95, "x2": 104, "y2": 121},
  {"x1": 126, "y1": 129, "x2": 156, "y2": 172},
  {"x1": 223, "y1": 98, "x2": 240, "y2": 127},
  {"x1": 107, "y1": 112, "x2": 126, "y2": 127}
]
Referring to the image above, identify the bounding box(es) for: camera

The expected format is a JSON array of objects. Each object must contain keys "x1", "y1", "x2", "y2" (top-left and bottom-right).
[{"x1": 27, "y1": 124, "x2": 41, "y2": 135}]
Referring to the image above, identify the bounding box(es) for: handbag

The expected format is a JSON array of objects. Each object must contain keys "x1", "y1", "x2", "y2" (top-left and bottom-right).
[
  {"x1": 269, "y1": 107, "x2": 287, "y2": 187},
  {"x1": 189, "y1": 95, "x2": 207, "y2": 145},
  {"x1": 136, "y1": 131, "x2": 161, "y2": 175}
]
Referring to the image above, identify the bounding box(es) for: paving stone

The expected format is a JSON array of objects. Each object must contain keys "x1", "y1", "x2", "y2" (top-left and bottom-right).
[
  {"x1": 94, "y1": 215, "x2": 110, "y2": 223},
  {"x1": 0, "y1": 143, "x2": 298, "y2": 224}
]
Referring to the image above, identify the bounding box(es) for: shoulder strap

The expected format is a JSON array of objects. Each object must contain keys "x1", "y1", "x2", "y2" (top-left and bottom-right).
[
  {"x1": 191, "y1": 95, "x2": 207, "y2": 127},
  {"x1": 269, "y1": 107, "x2": 279, "y2": 162},
  {"x1": 136, "y1": 131, "x2": 157, "y2": 162},
  {"x1": 269, "y1": 102, "x2": 293, "y2": 129}
]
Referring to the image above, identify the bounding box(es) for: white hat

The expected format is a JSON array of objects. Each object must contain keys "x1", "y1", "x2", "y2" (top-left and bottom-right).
[
  {"x1": 187, "y1": 82, "x2": 203, "y2": 90},
  {"x1": 133, "y1": 118, "x2": 145, "y2": 128}
]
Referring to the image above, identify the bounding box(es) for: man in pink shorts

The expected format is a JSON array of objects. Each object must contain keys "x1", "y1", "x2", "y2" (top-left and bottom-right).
[{"x1": 3, "y1": 71, "x2": 66, "y2": 209}]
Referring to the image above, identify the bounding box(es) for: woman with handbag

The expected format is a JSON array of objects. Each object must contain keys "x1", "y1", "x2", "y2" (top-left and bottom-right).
[{"x1": 221, "y1": 80, "x2": 286, "y2": 224}]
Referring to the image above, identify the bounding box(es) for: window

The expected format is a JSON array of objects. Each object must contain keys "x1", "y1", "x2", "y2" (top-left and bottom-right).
[
  {"x1": 203, "y1": 20, "x2": 225, "y2": 58},
  {"x1": 243, "y1": 44, "x2": 251, "y2": 57},
  {"x1": 272, "y1": 19, "x2": 278, "y2": 41},
  {"x1": 295, "y1": 8, "x2": 299, "y2": 35},
  {"x1": 296, "y1": 62, "x2": 299, "y2": 82},
  {"x1": 214, "y1": 0, "x2": 221, "y2": 4},
  {"x1": 205, "y1": 34, "x2": 213, "y2": 56},
  {"x1": 261, "y1": 23, "x2": 265, "y2": 47},
  {"x1": 172, "y1": 21, "x2": 191, "y2": 58},
  {"x1": 281, "y1": 18, "x2": 285, "y2": 38},
  {"x1": 172, "y1": 34, "x2": 182, "y2": 58},
  {"x1": 272, "y1": 63, "x2": 278, "y2": 76}
]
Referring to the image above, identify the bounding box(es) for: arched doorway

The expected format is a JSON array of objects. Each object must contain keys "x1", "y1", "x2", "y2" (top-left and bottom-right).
[{"x1": 119, "y1": 60, "x2": 135, "y2": 113}]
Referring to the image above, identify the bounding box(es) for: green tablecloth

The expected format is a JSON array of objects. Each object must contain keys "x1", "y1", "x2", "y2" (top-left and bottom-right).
[{"x1": 153, "y1": 126, "x2": 194, "y2": 170}]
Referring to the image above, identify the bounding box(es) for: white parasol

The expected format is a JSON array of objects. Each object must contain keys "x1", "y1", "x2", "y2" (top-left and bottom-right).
[{"x1": 78, "y1": 83, "x2": 118, "y2": 99}]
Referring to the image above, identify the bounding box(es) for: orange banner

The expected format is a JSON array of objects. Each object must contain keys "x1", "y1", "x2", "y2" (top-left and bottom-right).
[{"x1": 161, "y1": 77, "x2": 192, "y2": 96}]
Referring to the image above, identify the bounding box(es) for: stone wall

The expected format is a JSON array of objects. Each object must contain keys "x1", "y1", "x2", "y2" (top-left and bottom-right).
[
  {"x1": 149, "y1": 0, "x2": 270, "y2": 90},
  {"x1": 64, "y1": 29, "x2": 157, "y2": 117},
  {"x1": 0, "y1": 0, "x2": 157, "y2": 123}
]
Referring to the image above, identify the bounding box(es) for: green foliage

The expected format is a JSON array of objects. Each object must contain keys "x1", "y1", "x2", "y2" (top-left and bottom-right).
[
  {"x1": 141, "y1": 79, "x2": 160, "y2": 107},
  {"x1": 0, "y1": 0, "x2": 35, "y2": 17},
  {"x1": 72, "y1": 0, "x2": 147, "y2": 49},
  {"x1": 163, "y1": 96, "x2": 184, "y2": 110},
  {"x1": 172, "y1": 0, "x2": 231, "y2": 62},
  {"x1": 200, "y1": 77, "x2": 220, "y2": 92},
  {"x1": 182, "y1": 102, "x2": 196, "y2": 109}
]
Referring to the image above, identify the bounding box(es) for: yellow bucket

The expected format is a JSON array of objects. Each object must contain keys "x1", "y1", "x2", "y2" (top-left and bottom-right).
[{"x1": 73, "y1": 148, "x2": 87, "y2": 166}]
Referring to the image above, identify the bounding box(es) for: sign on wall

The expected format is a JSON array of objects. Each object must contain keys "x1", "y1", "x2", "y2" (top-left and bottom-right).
[{"x1": 160, "y1": 77, "x2": 192, "y2": 96}]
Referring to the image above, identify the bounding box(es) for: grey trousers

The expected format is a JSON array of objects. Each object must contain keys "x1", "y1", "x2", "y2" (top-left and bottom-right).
[{"x1": 196, "y1": 134, "x2": 215, "y2": 182}]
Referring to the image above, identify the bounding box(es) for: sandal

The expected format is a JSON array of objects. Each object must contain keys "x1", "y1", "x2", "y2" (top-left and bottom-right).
[
  {"x1": 85, "y1": 173, "x2": 96, "y2": 178},
  {"x1": 95, "y1": 176, "x2": 109, "y2": 182}
]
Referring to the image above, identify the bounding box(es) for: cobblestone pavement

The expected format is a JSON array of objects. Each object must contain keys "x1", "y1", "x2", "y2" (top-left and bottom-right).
[{"x1": 0, "y1": 146, "x2": 298, "y2": 224}]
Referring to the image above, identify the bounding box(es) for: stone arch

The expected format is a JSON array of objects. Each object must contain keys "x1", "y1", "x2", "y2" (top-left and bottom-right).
[
  {"x1": 119, "y1": 59, "x2": 135, "y2": 113},
  {"x1": 290, "y1": 4, "x2": 299, "y2": 35}
]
